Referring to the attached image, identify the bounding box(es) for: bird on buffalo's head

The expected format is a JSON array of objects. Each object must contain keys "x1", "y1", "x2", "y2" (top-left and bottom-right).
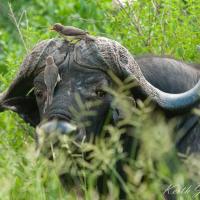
[
  {"x1": 44, "y1": 55, "x2": 61, "y2": 111},
  {"x1": 50, "y1": 23, "x2": 95, "y2": 42}
]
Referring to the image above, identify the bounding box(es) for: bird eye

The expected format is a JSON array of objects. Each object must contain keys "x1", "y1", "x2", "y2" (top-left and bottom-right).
[
  {"x1": 95, "y1": 89, "x2": 106, "y2": 97},
  {"x1": 35, "y1": 90, "x2": 43, "y2": 99}
]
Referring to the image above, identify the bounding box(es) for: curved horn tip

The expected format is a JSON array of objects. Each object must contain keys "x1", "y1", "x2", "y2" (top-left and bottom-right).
[
  {"x1": 0, "y1": 93, "x2": 4, "y2": 112},
  {"x1": 0, "y1": 93, "x2": 4, "y2": 101}
]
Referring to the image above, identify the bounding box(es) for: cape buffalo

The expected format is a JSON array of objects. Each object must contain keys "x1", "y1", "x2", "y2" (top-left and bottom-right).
[
  {"x1": 0, "y1": 37, "x2": 199, "y2": 155},
  {"x1": 0, "y1": 37, "x2": 200, "y2": 200}
]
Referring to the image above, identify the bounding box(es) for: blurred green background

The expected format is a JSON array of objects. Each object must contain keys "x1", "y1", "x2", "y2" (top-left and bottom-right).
[{"x1": 0, "y1": 0, "x2": 200, "y2": 199}]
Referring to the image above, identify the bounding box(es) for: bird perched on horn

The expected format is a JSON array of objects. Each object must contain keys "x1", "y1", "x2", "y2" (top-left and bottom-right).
[
  {"x1": 50, "y1": 23, "x2": 95, "y2": 42},
  {"x1": 44, "y1": 56, "x2": 61, "y2": 111}
]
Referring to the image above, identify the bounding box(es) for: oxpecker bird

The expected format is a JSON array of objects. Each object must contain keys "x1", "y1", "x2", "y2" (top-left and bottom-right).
[
  {"x1": 44, "y1": 56, "x2": 61, "y2": 111},
  {"x1": 50, "y1": 23, "x2": 95, "y2": 42}
]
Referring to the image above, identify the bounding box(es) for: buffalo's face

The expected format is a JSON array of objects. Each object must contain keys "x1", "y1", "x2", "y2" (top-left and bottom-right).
[{"x1": 34, "y1": 66, "x2": 112, "y2": 143}]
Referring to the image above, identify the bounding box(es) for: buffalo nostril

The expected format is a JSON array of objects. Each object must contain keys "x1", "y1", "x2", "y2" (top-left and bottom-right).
[
  {"x1": 38, "y1": 120, "x2": 77, "y2": 135},
  {"x1": 35, "y1": 120, "x2": 77, "y2": 155}
]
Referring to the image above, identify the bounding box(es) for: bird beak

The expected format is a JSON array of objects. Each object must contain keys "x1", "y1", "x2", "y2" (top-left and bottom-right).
[{"x1": 49, "y1": 26, "x2": 54, "y2": 31}]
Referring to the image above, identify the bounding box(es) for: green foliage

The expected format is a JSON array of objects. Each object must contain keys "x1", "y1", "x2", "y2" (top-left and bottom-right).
[{"x1": 0, "y1": 0, "x2": 200, "y2": 199}]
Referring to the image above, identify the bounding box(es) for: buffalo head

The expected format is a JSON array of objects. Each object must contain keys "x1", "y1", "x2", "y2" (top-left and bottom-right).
[{"x1": 1, "y1": 36, "x2": 200, "y2": 149}]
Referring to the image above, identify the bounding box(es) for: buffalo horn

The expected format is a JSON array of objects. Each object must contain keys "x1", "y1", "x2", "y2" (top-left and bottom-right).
[{"x1": 97, "y1": 38, "x2": 200, "y2": 111}]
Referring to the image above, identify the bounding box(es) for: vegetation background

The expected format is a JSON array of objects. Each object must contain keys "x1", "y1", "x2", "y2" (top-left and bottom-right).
[{"x1": 0, "y1": 0, "x2": 200, "y2": 199}]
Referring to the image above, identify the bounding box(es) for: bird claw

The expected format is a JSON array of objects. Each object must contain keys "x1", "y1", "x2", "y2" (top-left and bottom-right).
[{"x1": 57, "y1": 74, "x2": 61, "y2": 83}]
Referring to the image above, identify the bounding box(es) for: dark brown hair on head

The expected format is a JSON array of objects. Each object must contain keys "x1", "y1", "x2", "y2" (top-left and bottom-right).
[
  {"x1": 46, "y1": 56, "x2": 54, "y2": 65},
  {"x1": 52, "y1": 23, "x2": 63, "y2": 32}
]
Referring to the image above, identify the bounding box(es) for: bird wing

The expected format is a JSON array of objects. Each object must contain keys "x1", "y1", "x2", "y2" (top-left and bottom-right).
[
  {"x1": 62, "y1": 26, "x2": 88, "y2": 36},
  {"x1": 44, "y1": 63, "x2": 59, "y2": 90}
]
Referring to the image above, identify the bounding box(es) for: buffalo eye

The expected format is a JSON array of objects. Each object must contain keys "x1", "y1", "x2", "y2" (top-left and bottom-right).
[{"x1": 95, "y1": 89, "x2": 106, "y2": 97}]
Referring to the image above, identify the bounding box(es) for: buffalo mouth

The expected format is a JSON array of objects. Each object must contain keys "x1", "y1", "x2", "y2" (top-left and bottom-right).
[
  {"x1": 35, "y1": 119, "x2": 86, "y2": 156},
  {"x1": 37, "y1": 120, "x2": 77, "y2": 135}
]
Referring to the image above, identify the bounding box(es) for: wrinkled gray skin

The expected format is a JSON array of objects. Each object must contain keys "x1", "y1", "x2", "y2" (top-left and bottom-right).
[{"x1": 0, "y1": 37, "x2": 200, "y2": 154}]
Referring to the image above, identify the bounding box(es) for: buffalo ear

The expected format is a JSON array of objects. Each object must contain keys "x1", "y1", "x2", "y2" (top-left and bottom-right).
[
  {"x1": 0, "y1": 95, "x2": 40, "y2": 127},
  {"x1": 0, "y1": 75, "x2": 40, "y2": 127}
]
